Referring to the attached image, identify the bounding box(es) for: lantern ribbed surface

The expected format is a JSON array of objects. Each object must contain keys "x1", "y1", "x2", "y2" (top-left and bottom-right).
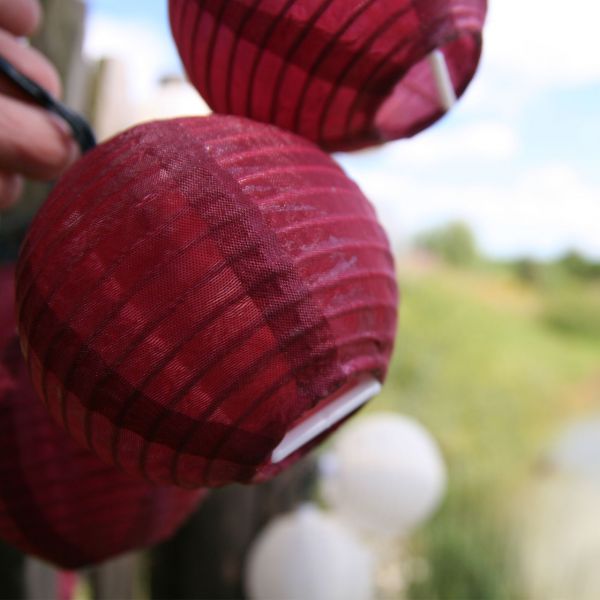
[
  {"x1": 15, "y1": 116, "x2": 398, "y2": 488},
  {"x1": 0, "y1": 267, "x2": 203, "y2": 569},
  {"x1": 169, "y1": 0, "x2": 487, "y2": 151}
]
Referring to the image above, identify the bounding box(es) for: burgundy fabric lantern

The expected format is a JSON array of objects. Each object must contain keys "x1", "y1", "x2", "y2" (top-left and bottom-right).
[
  {"x1": 15, "y1": 115, "x2": 398, "y2": 488},
  {"x1": 168, "y1": 0, "x2": 487, "y2": 151},
  {"x1": 0, "y1": 267, "x2": 204, "y2": 569}
]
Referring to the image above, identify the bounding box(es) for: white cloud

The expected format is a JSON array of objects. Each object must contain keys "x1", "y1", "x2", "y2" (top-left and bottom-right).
[
  {"x1": 456, "y1": 0, "x2": 600, "y2": 119},
  {"x1": 380, "y1": 121, "x2": 519, "y2": 166},
  {"x1": 340, "y1": 161, "x2": 600, "y2": 259},
  {"x1": 485, "y1": 0, "x2": 600, "y2": 86}
]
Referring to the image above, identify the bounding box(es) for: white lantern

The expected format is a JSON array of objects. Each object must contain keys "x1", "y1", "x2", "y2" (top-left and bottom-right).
[
  {"x1": 547, "y1": 417, "x2": 600, "y2": 480},
  {"x1": 516, "y1": 417, "x2": 600, "y2": 600},
  {"x1": 321, "y1": 413, "x2": 447, "y2": 537},
  {"x1": 245, "y1": 505, "x2": 374, "y2": 600}
]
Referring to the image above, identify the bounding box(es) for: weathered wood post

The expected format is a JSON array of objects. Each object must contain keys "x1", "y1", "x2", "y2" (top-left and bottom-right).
[
  {"x1": 150, "y1": 457, "x2": 318, "y2": 599},
  {"x1": 0, "y1": 540, "x2": 24, "y2": 600}
]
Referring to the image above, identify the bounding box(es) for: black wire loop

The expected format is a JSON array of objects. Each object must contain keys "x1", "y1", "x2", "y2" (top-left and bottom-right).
[{"x1": 0, "y1": 54, "x2": 96, "y2": 154}]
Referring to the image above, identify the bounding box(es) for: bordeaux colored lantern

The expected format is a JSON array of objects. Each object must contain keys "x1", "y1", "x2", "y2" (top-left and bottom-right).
[
  {"x1": 169, "y1": 0, "x2": 487, "y2": 151},
  {"x1": 16, "y1": 115, "x2": 398, "y2": 489},
  {"x1": 0, "y1": 267, "x2": 203, "y2": 569}
]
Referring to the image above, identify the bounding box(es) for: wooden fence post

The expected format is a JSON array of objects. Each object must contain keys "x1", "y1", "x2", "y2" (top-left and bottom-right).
[
  {"x1": 88, "y1": 553, "x2": 138, "y2": 600},
  {"x1": 150, "y1": 457, "x2": 318, "y2": 600},
  {"x1": 24, "y1": 559, "x2": 57, "y2": 600},
  {"x1": 0, "y1": 540, "x2": 25, "y2": 600}
]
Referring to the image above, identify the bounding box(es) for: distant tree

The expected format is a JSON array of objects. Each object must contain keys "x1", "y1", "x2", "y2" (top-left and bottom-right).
[
  {"x1": 513, "y1": 257, "x2": 544, "y2": 285},
  {"x1": 557, "y1": 250, "x2": 600, "y2": 280},
  {"x1": 415, "y1": 222, "x2": 479, "y2": 267}
]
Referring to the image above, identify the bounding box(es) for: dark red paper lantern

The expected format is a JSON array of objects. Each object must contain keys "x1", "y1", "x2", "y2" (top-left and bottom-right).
[
  {"x1": 16, "y1": 115, "x2": 398, "y2": 488},
  {"x1": 0, "y1": 267, "x2": 204, "y2": 569},
  {"x1": 169, "y1": 0, "x2": 487, "y2": 151}
]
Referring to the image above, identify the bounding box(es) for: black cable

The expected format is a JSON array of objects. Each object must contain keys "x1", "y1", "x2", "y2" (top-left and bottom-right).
[{"x1": 0, "y1": 54, "x2": 96, "y2": 154}]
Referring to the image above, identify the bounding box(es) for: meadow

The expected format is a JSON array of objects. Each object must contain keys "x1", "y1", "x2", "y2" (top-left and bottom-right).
[{"x1": 367, "y1": 252, "x2": 600, "y2": 599}]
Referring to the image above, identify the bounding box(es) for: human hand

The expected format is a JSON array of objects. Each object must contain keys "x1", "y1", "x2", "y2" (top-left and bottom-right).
[{"x1": 0, "y1": 0, "x2": 79, "y2": 209}]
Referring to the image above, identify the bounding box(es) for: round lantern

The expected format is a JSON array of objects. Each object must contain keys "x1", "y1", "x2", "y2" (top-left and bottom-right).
[
  {"x1": 0, "y1": 266, "x2": 203, "y2": 569},
  {"x1": 15, "y1": 115, "x2": 398, "y2": 488},
  {"x1": 516, "y1": 419, "x2": 600, "y2": 600},
  {"x1": 322, "y1": 413, "x2": 446, "y2": 536},
  {"x1": 245, "y1": 504, "x2": 374, "y2": 600},
  {"x1": 169, "y1": 0, "x2": 487, "y2": 151},
  {"x1": 546, "y1": 417, "x2": 600, "y2": 481}
]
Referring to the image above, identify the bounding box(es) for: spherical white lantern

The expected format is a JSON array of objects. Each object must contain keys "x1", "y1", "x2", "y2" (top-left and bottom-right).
[
  {"x1": 321, "y1": 413, "x2": 447, "y2": 537},
  {"x1": 547, "y1": 417, "x2": 600, "y2": 481},
  {"x1": 517, "y1": 417, "x2": 600, "y2": 600},
  {"x1": 245, "y1": 505, "x2": 374, "y2": 600}
]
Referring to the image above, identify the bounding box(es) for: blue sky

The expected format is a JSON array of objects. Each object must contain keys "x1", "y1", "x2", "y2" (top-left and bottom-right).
[{"x1": 84, "y1": 0, "x2": 600, "y2": 259}]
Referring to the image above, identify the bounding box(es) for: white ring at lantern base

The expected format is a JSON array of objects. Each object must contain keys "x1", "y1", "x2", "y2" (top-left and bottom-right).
[
  {"x1": 428, "y1": 49, "x2": 457, "y2": 111},
  {"x1": 271, "y1": 376, "x2": 382, "y2": 464}
]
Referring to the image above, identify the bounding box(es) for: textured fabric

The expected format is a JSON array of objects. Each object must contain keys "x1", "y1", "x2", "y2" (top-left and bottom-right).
[
  {"x1": 16, "y1": 115, "x2": 398, "y2": 488},
  {"x1": 169, "y1": 0, "x2": 487, "y2": 151},
  {"x1": 0, "y1": 267, "x2": 204, "y2": 569}
]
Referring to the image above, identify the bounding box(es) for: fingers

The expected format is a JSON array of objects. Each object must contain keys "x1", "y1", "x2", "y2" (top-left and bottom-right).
[
  {"x1": 0, "y1": 171, "x2": 23, "y2": 209},
  {"x1": 0, "y1": 0, "x2": 41, "y2": 37},
  {"x1": 0, "y1": 94, "x2": 79, "y2": 181},
  {"x1": 0, "y1": 29, "x2": 61, "y2": 100},
  {"x1": 0, "y1": 3, "x2": 75, "y2": 185},
  {"x1": 0, "y1": 0, "x2": 77, "y2": 194}
]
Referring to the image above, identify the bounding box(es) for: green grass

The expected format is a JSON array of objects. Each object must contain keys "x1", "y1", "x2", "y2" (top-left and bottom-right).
[
  {"x1": 365, "y1": 265, "x2": 600, "y2": 599},
  {"x1": 542, "y1": 285, "x2": 600, "y2": 339}
]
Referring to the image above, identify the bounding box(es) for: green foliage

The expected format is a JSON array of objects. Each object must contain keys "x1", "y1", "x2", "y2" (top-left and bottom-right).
[
  {"x1": 543, "y1": 288, "x2": 600, "y2": 339},
  {"x1": 556, "y1": 250, "x2": 600, "y2": 281},
  {"x1": 512, "y1": 258, "x2": 545, "y2": 285},
  {"x1": 408, "y1": 500, "x2": 516, "y2": 600},
  {"x1": 415, "y1": 222, "x2": 479, "y2": 267},
  {"x1": 368, "y1": 266, "x2": 600, "y2": 600},
  {"x1": 510, "y1": 251, "x2": 600, "y2": 289}
]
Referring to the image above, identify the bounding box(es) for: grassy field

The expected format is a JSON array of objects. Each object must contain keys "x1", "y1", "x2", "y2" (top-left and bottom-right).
[{"x1": 365, "y1": 260, "x2": 600, "y2": 599}]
